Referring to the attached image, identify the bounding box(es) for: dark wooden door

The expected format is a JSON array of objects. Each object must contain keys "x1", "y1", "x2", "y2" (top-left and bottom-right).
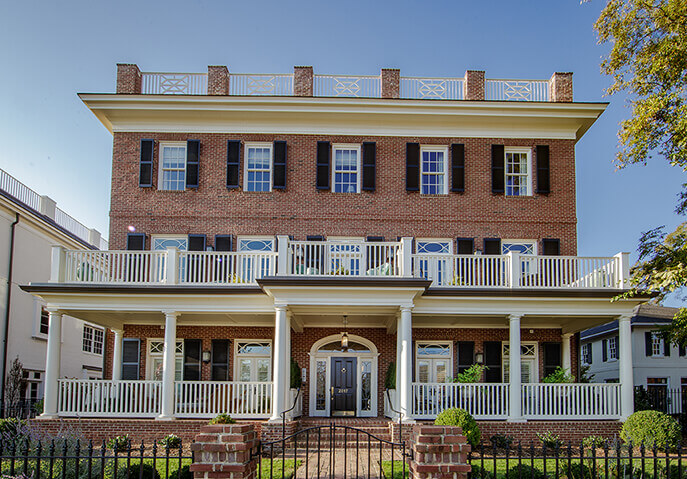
[{"x1": 331, "y1": 357, "x2": 356, "y2": 416}]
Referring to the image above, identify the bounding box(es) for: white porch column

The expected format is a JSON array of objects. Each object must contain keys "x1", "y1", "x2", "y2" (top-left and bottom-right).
[
  {"x1": 270, "y1": 305, "x2": 290, "y2": 421},
  {"x1": 111, "y1": 329, "x2": 124, "y2": 380},
  {"x1": 398, "y1": 306, "x2": 413, "y2": 421},
  {"x1": 619, "y1": 314, "x2": 634, "y2": 420},
  {"x1": 157, "y1": 311, "x2": 178, "y2": 420},
  {"x1": 41, "y1": 309, "x2": 63, "y2": 418},
  {"x1": 508, "y1": 314, "x2": 524, "y2": 422},
  {"x1": 561, "y1": 333, "x2": 572, "y2": 374}
]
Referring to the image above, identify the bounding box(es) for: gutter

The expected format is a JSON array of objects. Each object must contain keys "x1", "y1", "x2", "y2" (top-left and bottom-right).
[{"x1": 0, "y1": 213, "x2": 19, "y2": 401}]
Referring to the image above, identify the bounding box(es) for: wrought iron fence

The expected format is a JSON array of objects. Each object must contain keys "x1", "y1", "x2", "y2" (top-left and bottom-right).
[
  {"x1": 0, "y1": 400, "x2": 41, "y2": 419},
  {"x1": 635, "y1": 386, "x2": 687, "y2": 415}
]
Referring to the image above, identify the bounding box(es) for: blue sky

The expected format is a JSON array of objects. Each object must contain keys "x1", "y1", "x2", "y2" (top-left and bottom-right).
[{"x1": 0, "y1": 0, "x2": 683, "y2": 302}]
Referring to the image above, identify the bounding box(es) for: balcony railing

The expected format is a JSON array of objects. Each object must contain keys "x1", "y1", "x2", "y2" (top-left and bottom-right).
[
  {"x1": 229, "y1": 74, "x2": 294, "y2": 96},
  {"x1": 412, "y1": 383, "x2": 510, "y2": 419},
  {"x1": 485, "y1": 79, "x2": 550, "y2": 101},
  {"x1": 141, "y1": 72, "x2": 208, "y2": 95},
  {"x1": 400, "y1": 77, "x2": 465, "y2": 100},
  {"x1": 50, "y1": 240, "x2": 629, "y2": 290}
]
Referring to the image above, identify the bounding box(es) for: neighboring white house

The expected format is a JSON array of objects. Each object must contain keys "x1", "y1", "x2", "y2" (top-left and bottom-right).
[{"x1": 0, "y1": 167, "x2": 107, "y2": 405}]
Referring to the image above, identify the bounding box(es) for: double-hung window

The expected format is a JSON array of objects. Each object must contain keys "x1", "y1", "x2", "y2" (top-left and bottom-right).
[
  {"x1": 420, "y1": 146, "x2": 448, "y2": 195},
  {"x1": 505, "y1": 148, "x2": 532, "y2": 196},
  {"x1": 82, "y1": 325, "x2": 104, "y2": 355},
  {"x1": 159, "y1": 142, "x2": 187, "y2": 191},
  {"x1": 607, "y1": 336, "x2": 618, "y2": 360},
  {"x1": 332, "y1": 145, "x2": 361, "y2": 193},
  {"x1": 651, "y1": 332, "x2": 665, "y2": 357},
  {"x1": 244, "y1": 143, "x2": 272, "y2": 192},
  {"x1": 581, "y1": 343, "x2": 592, "y2": 365}
]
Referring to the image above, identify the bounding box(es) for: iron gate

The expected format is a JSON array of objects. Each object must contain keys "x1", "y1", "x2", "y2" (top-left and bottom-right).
[{"x1": 252, "y1": 423, "x2": 411, "y2": 478}]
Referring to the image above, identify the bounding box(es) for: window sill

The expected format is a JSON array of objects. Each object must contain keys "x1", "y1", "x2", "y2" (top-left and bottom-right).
[
  {"x1": 32, "y1": 335, "x2": 47, "y2": 342},
  {"x1": 419, "y1": 194, "x2": 450, "y2": 198}
]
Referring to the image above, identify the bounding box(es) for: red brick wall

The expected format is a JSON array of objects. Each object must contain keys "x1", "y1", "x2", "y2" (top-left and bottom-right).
[
  {"x1": 477, "y1": 420, "x2": 621, "y2": 443},
  {"x1": 109, "y1": 133, "x2": 577, "y2": 254}
]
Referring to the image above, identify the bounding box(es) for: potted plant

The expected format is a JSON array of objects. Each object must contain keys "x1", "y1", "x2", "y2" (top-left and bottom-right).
[
  {"x1": 453, "y1": 364, "x2": 487, "y2": 401},
  {"x1": 542, "y1": 366, "x2": 575, "y2": 400}
]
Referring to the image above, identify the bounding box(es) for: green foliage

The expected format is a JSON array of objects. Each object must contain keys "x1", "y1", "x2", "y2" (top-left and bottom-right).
[
  {"x1": 453, "y1": 364, "x2": 486, "y2": 383},
  {"x1": 536, "y1": 431, "x2": 562, "y2": 449},
  {"x1": 169, "y1": 464, "x2": 193, "y2": 479},
  {"x1": 107, "y1": 434, "x2": 130, "y2": 452},
  {"x1": 33, "y1": 399, "x2": 44, "y2": 415},
  {"x1": 582, "y1": 435, "x2": 608, "y2": 449},
  {"x1": 385, "y1": 362, "x2": 396, "y2": 390},
  {"x1": 434, "y1": 408, "x2": 480, "y2": 447},
  {"x1": 620, "y1": 410, "x2": 681, "y2": 449},
  {"x1": 290, "y1": 358, "x2": 302, "y2": 389},
  {"x1": 579, "y1": 365, "x2": 595, "y2": 384},
  {"x1": 158, "y1": 434, "x2": 181, "y2": 449},
  {"x1": 489, "y1": 434, "x2": 514, "y2": 450},
  {"x1": 634, "y1": 386, "x2": 656, "y2": 411},
  {"x1": 563, "y1": 462, "x2": 593, "y2": 479},
  {"x1": 116, "y1": 462, "x2": 161, "y2": 479},
  {"x1": 505, "y1": 464, "x2": 544, "y2": 479},
  {"x1": 470, "y1": 464, "x2": 495, "y2": 479},
  {"x1": 542, "y1": 366, "x2": 575, "y2": 383},
  {"x1": 0, "y1": 417, "x2": 27, "y2": 442},
  {"x1": 209, "y1": 413, "x2": 236, "y2": 425}
]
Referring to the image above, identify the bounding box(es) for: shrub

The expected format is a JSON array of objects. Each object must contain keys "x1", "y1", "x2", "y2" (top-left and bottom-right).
[
  {"x1": 385, "y1": 362, "x2": 396, "y2": 389},
  {"x1": 542, "y1": 366, "x2": 574, "y2": 383},
  {"x1": 537, "y1": 431, "x2": 562, "y2": 449},
  {"x1": 454, "y1": 364, "x2": 487, "y2": 383},
  {"x1": 620, "y1": 410, "x2": 681, "y2": 450},
  {"x1": 489, "y1": 434, "x2": 514, "y2": 450},
  {"x1": 170, "y1": 464, "x2": 193, "y2": 479},
  {"x1": 107, "y1": 434, "x2": 130, "y2": 453},
  {"x1": 209, "y1": 413, "x2": 236, "y2": 425},
  {"x1": 434, "y1": 408, "x2": 480, "y2": 447},
  {"x1": 0, "y1": 417, "x2": 27, "y2": 442},
  {"x1": 505, "y1": 464, "x2": 544, "y2": 479},
  {"x1": 116, "y1": 463, "x2": 161, "y2": 479},
  {"x1": 159, "y1": 434, "x2": 181, "y2": 449},
  {"x1": 33, "y1": 399, "x2": 44, "y2": 415},
  {"x1": 470, "y1": 464, "x2": 494, "y2": 479},
  {"x1": 582, "y1": 435, "x2": 607, "y2": 449},
  {"x1": 290, "y1": 358, "x2": 302, "y2": 389},
  {"x1": 563, "y1": 462, "x2": 593, "y2": 479}
]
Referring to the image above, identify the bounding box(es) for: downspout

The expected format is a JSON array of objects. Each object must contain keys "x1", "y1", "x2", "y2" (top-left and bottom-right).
[{"x1": 0, "y1": 213, "x2": 19, "y2": 402}]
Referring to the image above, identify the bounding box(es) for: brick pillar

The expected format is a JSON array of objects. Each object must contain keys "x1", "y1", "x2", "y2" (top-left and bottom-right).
[
  {"x1": 381, "y1": 68, "x2": 400, "y2": 99},
  {"x1": 190, "y1": 424, "x2": 258, "y2": 479},
  {"x1": 549, "y1": 72, "x2": 573, "y2": 102},
  {"x1": 116, "y1": 64, "x2": 142, "y2": 94},
  {"x1": 463, "y1": 70, "x2": 485, "y2": 101},
  {"x1": 294, "y1": 66, "x2": 313, "y2": 97},
  {"x1": 208, "y1": 66, "x2": 230, "y2": 95},
  {"x1": 410, "y1": 425, "x2": 471, "y2": 479}
]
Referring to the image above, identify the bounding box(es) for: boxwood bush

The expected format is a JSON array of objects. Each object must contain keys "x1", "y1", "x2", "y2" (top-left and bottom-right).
[
  {"x1": 434, "y1": 408, "x2": 480, "y2": 447},
  {"x1": 620, "y1": 410, "x2": 681, "y2": 450}
]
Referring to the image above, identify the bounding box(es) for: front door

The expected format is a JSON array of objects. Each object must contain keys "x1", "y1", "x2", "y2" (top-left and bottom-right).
[{"x1": 331, "y1": 357, "x2": 356, "y2": 416}]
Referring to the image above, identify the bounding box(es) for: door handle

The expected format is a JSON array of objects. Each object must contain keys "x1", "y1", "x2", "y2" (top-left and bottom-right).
[{"x1": 331, "y1": 387, "x2": 334, "y2": 397}]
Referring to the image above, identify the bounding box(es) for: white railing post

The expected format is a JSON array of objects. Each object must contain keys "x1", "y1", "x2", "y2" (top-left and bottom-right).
[
  {"x1": 400, "y1": 237, "x2": 413, "y2": 277},
  {"x1": 38, "y1": 195, "x2": 57, "y2": 220},
  {"x1": 50, "y1": 245, "x2": 66, "y2": 283},
  {"x1": 165, "y1": 247, "x2": 178, "y2": 284},
  {"x1": 88, "y1": 229, "x2": 102, "y2": 249},
  {"x1": 41, "y1": 309, "x2": 63, "y2": 418},
  {"x1": 508, "y1": 314, "x2": 525, "y2": 422},
  {"x1": 157, "y1": 311, "x2": 178, "y2": 420},
  {"x1": 619, "y1": 313, "x2": 634, "y2": 420},
  {"x1": 614, "y1": 252, "x2": 631, "y2": 290},
  {"x1": 277, "y1": 235, "x2": 290, "y2": 275},
  {"x1": 507, "y1": 252, "x2": 520, "y2": 288}
]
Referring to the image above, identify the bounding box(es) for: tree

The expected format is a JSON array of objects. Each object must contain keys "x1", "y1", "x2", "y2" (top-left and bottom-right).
[
  {"x1": 595, "y1": 0, "x2": 687, "y2": 343},
  {"x1": 4, "y1": 356, "x2": 25, "y2": 406}
]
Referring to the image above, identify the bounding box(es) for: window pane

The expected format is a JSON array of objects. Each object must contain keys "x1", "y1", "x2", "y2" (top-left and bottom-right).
[
  {"x1": 435, "y1": 360, "x2": 448, "y2": 383},
  {"x1": 361, "y1": 361, "x2": 372, "y2": 411},
  {"x1": 316, "y1": 360, "x2": 326, "y2": 410},
  {"x1": 418, "y1": 361, "x2": 430, "y2": 383},
  {"x1": 257, "y1": 359, "x2": 270, "y2": 382},
  {"x1": 239, "y1": 359, "x2": 252, "y2": 382},
  {"x1": 237, "y1": 342, "x2": 271, "y2": 355}
]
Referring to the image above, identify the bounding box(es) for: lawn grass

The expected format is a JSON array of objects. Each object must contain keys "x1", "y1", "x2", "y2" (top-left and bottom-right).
[
  {"x1": 259, "y1": 458, "x2": 302, "y2": 479},
  {"x1": 381, "y1": 460, "x2": 410, "y2": 479}
]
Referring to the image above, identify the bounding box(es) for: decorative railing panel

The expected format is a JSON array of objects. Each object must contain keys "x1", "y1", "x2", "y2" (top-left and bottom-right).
[
  {"x1": 522, "y1": 383, "x2": 621, "y2": 419},
  {"x1": 412, "y1": 383, "x2": 509, "y2": 419},
  {"x1": 486, "y1": 79, "x2": 549, "y2": 101},
  {"x1": 400, "y1": 77, "x2": 464, "y2": 100},
  {"x1": 288, "y1": 241, "x2": 401, "y2": 276},
  {"x1": 518, "y1": 255, "x2": 620, "y2": 289},
  {"x1": 178, "y1": 251, "x2": 277, "y2": 284},
  {"x1": 174, "y1": 381, "x2": 272, "y2": 418},
  {"x1": 412, "y1": 254, "x2": 510, "y2": 287},
  {"x1": 229, "y1": 74, "x2": 293, "y2": 96},
  {"x1": 141, "y1": 73, "x2": 208, "y2": 95},
  {"x1": 314, "y1": 75, "x2": 381, "y2": 98},
  {"x1": 57, "y1": 379, "x2": 161, "y2": 417},
  {"x1": 64, "y1": 250, "x2": 167, "y2": 284}
]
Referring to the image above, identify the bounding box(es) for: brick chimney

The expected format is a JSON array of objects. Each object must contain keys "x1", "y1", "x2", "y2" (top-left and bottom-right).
[
  {"x1": 463, "y1": 70, "x2": 485, "y2": 101},
  {"x1": 294, "y1": 66, "x2": 313, "y2": 97},
  {"x1": 116, "y1": 64, "x2": 142, "y2": 94},
  {"x1": 207, "y1": 65, "x2": 229, "y2": 95},
  {"x1": 550, "y1": 72, "x2": 573, "y2": 102},
  {"x1": 381, "y1": 68, "x2": 400, "y2": 99}
]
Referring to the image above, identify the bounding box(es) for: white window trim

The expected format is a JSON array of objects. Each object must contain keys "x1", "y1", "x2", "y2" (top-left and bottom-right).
[
  {"x1": 651, "y1": 332, "x2": 665, "y2": 358},
  {"x1": 158, "y1": 141, "x2": 187, "y2": 191},
  {"x1": 415, "y1": 238, "x2": 454, "y2": 255},
  {"x1": 82, "y1": 324, "x2": 105, "y2": 356},
  {"x1": 234, "y1": 339, "x2": 272, "y2": 382},
  {"x1": 415, "y1": 341, "x2": 453, "y2": 383},
  {"x1": 502, "y1": 239, "x2": 538, "y2": 255},
  {"x1": 33, "y1": 300, "x2": 48, "y2": 340},
  {"x1": 236, "y1": 236, "x2": 275, "y2": 252},
  {"x1": 331, "y1": 144, "x2": 361, "y2": 194},
  {"x1": 243, "y1": 142, "x2": 273, "y2": 192},
  {"x1": 420, "y1": 145, "x2": 449, "y2": 195},
  {"x1": 504, "y1": 147, "x2": 533, "y2": 197},
  {"x1": 151, "y1": 235, "x2": 188, "y2": 251},
  {"x1": 145, "y1": 338, "x2": 184, "y2": 380},
  {"x1": 581, "y1": 343, "x2": 592, "y2": 365},
  {"x1": 502, "y1": 341, "x2": 539, "y2": 383},
  {"x1": 607, "y1": 336, "x2": 618, "y2": 361}
]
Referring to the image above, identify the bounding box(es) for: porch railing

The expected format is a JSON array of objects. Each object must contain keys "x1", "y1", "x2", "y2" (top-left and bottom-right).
[
  {"x1": 63, "y1": 250, "x2": 168, "y2": 284},
  {"x1": 174, "y1": 381, "x2": 272, "y2": 418},
  {"x1": 288, "y1": 240, "x2": 401, "y2": 276},
  {"x1": 412, "y1": 254, "x2": 510, "y2": 287},
  {"x1": 178, "y1": 251, "x2": 277, "y2": 284},
  {"x1": 412, "y1": 383, "x2": 509, "y2": 419},
  {"x1": 518, "y1": 255, "x2": 620, "y2": 289},
  {"x1": 522, "y1": 383, "x2": 622, "y2": 419},
  {"x1": 57, "y1": 379, "x2": 161, "y2": 417}
]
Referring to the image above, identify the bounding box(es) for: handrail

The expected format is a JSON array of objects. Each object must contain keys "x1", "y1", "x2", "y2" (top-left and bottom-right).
[
  {"x1": 385, "y1": 389, "x2": 403, "y2": 443},
  {"x1": 280, "y1": 386, "x2": 301, "y2": 439}
]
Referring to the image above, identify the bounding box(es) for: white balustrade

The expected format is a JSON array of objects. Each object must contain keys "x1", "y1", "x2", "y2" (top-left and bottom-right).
[
  {"x1": 288, "y1": 241, "x2": 401, "y2": 276},
  {"x1": 522, "y1": 383, "x2": 621, "y2": 419},
  {"x1": 64, "y1": 250, "x2": 167, "y2": 284},
  {"x1": 0, "y1": 168, "x2": 41, "y2": 210},
  {"x1": 141, "y1": 73, "x2": 208, "y2": 95},
  {"x1": 178, "y1": 251, "x2": 277, "y2": 284},
  {"x1": 412, "y1": 254, "x2": 510, "y2": 287},
  {"x1": 314, "y1": 75, "x2": 381, "y2": 97},
  {"x1": 174, "y1": 381, "x2": 272, "y2": 418},
  {"x1": 229, "y1": 74, "x2": 293, "y2": 96},
  {"x1": 54, "y1": 207, "x2": 91, "y2": 243},
  {"x1": 519, "y1": 255, "x2": 620, "y2": 289},
  {"x1": 400, "y1": 77, "x2": 464, "y2": 100},
  {"x1": 57, "y1": 379, "x2": 161, "y2": 417},
  {"x1": 486, "y1": 79, "x2": 550, "y2": 101},
  {"x1": 411, "y1": 383, "x2": 509, "y2": 419}
]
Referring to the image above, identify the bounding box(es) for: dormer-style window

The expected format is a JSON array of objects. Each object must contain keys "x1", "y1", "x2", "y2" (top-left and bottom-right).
[
  {"x1": 244, "y1": 143, "x2": 273, "y2": 192},
  {"x1": 332, "y1": 144, "x2": 361, "y2": 193},
  {"x1": 159, "y1": 142, "x2": 187, "y2": 191},
  {"x1": 420, "y1": 146, "x2": 448, "y2": 195}
]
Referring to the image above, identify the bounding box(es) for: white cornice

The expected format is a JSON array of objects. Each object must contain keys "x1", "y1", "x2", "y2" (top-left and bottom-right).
[{"x1": 79, "y1": 94, "x2": 607, "y2": 141}]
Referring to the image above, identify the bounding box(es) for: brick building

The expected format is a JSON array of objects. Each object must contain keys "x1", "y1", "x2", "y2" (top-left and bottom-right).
[{"x1": 23, "y1": 64, "x2": 649, "y2": 438}]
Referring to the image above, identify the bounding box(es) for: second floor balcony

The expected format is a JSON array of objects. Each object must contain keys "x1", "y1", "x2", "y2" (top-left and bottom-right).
[{"x1": 49, "y1": 237, "x2": 630, "y2": 291}]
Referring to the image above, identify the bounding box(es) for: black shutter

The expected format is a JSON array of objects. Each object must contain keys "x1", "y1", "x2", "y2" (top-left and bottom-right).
[
  {"x1": 226, "y1": 140, "x2": 241, "y2": 189},
  {"x1": 139, "y1": 139, "x2": 154, "y2": 187},
  {"x1": 665, "y1": 337, "x2": 671, "y2": 356},
  {"x1": 543, "y1": 238, "x2": 561, "y2": 256},
  {"x1": 451, "y1": 143, "x2": 465, "y2": 192},
  {"x1": 306, "y1": 235, "x2": 325, "y2": 241},
  {"x1": 491, "y1": 145, "x2": 505, "y2": 194},
  {"x1": 602, "y1": 339, "x2": 608, "y2": 362},
  {"x1": 457, "y1": 238, "x2": 474, "y2": 255},
  {"x1": 316, "y1": 141, "x2": 331, "y2": 190},
  {"x1": 211, "y1": 339, "x2": 230, "y2": 381},
  {"x1": 679, "y1": 345, "x2": 686, "y2": 357},
  {"x1": 215, "y1": 235, "x2": 233, "y2": 252},
  {"x1": 483, "y1": 238, "x2": 501, "y2": 255},
  {"x1": 273, "y1": 141, "x2": 287, "y2": 190},
  {"x1": 457, "y1": 341, "x2": 475, "y2": 374},
  {"x1": 484, "y1": 341, "x2": 502, "y2": 383},
  {"x1": 183, "y1": 339, "x2": 201, "y2": 381},
  {"x1": 645, "y1": 332, "x2": 652, "y2": 357},
  {"x1": 615, "y1": 335, "x2": 620, "y2": 359},
  {"x1": 186, "y1": 140, "x2": 200, "y2": 188},
  {"x1": 366, "y1": 236, "x2": 384, "y2": 242},
  {"x1": 543, "y1": 342, "x2": 562, "y2": 378},
  {"x1": 406, "y1": 143, "x2": 420, "y2": 191},
  {"x1": 588, "y1": 343, "x2": 593, "y2": 363},
  {"x1": 121, "y1": 339, "x2": 140, "y2": 380},
  {"x1": 362, "y1": 142, "x2": 376, "y2": 191},
  {"x1": 126, "y1": 233, "x2": 145, "y2": 251},
  {"x1": 188, "y1": 234, "x2": 206, "y2": 251},
  {"x1": 536, "y1": 145, "x2": 550, "y2": 194}
]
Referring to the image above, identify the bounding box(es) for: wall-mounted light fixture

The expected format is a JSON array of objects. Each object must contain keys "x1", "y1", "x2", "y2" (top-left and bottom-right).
[
  {"x1": 202, "y1": 350, "x2": 211, "y2": 363},
  {"x1": 341, "y1": 315, "x2": 349, "y2": 351},
  {"x1": 474, "y1": 352, "x2": 484, "y2": 365}
]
